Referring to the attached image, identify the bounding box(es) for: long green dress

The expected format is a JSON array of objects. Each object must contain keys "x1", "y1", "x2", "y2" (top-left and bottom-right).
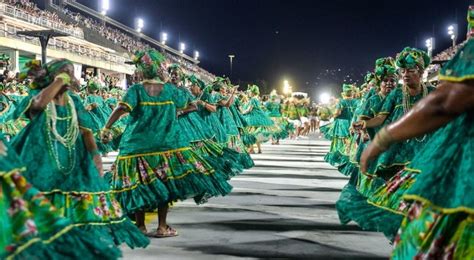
[
  {"x1": 175, "y1": 85, "x2": 243, "y2": 180},
  {"x1": 243, "y1": 97, "x2": 275, "y2": 143},
  {"x1": 366, "y1": 85, "x2": 435, "y2": 178},
  {"x1": 337, "y1": 88, "x2": 377, "y2": 177},
  {"x1": 213, "y1": 92, "x2": 254, "y2": 168},
  {"x1": 265, "y1": 100, "x2": 289, "y2": 140},
  {"x1": 10, "y1": 92, "x2": 149, "y2": 252},
  {"x1": 229, "y1": 97, "x2": 256, "y2": 147},
  {"x1": 335, "y1": 91, "x2": 402, "y2": 240},
  {"x1": 389, "y1": 41, "x2": 474, "y2": 259},
  {"x1": 0, "y1": 94, "x2": 25, "y2": 138},
  {"x1": 214, "y1": 92, "x2": 240, "y2": 138},
  {"x1": 83, "y1": 94, "x2": 114, "y2": 154},
  {"x1": 322, "y1": 98, "x2": 356, "y2": 168},
  {"x1": 112, "y1": 83, "x2": 232, "y2": 213},
  {"x1": 0, "y1": 133, "x2": 122, "y2": 259}
]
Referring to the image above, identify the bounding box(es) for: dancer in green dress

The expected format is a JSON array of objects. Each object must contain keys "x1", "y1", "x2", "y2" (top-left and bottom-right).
[
  {"x1": 336, "y1": 58, "x2": 402, "y2": 240},
  {"x1": 242, "y1": 85, "x2": 275, "y2": 154},
  {"x1": 0, "y1": 84, "x2": 22, "y2": 139},
  {"x1": 102, "y1": 50, "x2": 232, "y2": 237},
  {"x1": 360, "y1": 39, "x2": 474, "y2": 260},
  {"x1": 189, "y1": 77, "x2": 254, "y2": 169},
  {"x1": 11, "y1": 59, "x2": 149, "y2": 253},
  {"x1": 169, "y1": 66, "x2": 242, "y2": 180},
  {"x1": 355, "y1": 47, "x2": 435, "y2": 180},
  {"x1": 84, "y1": 78, "x2": 114, "y2": 155},
  {"x1": 265, "y1": 90, "x2": 287, "y2": 145},
  {"x1": 337, "y1": 72, "x2": 378, "y2": 177},
  {"x1": 0, "y1": 133, "x2": 124, "y2": 259},
  {"x1": 321, "y1": 84, "x2": 357, "y2": 168}
]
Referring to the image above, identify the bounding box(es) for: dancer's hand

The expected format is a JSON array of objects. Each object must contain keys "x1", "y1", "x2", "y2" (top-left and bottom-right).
[
  {"x1": 100, "y1": 128, "x2": 112, "y2": 143},
  {"x1": 360, "y1": 142, "x2": 383, "y2": 173},
  {"x1": 353, "y1": 121, "x2": 366, "y2": 130}
]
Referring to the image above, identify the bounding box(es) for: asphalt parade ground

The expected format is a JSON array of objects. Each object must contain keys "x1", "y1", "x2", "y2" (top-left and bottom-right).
[{"x1": 103, "y1": 135, "x2": 392, "y2": 259}]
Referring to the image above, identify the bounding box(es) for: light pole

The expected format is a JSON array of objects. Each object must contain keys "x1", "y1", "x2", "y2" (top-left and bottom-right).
[
  {"x1": 448, "y1": 24, "x2": 457, "y2": 47},
  {"x1": 425, "y1": 37, "x2": 434, "y2": 57},
  {"x1": 100, "y1": 0, "x2": 109, "y2": 15},
  {"x1": 228, "y1": 54, "x2": 235, "y2": 77},
  {"x1": 136, "y1": 18, "x2": 144, "y2": 33},
  {"x1": 100, "y1": 0, "x2": 109, "y2": 26},
  {"x1": 194, "y1": 51, "x2": 199, "y2": 60},
  {"x1": 179, "y1": 42, "x2": 186, "y2": 54},
  {"x1": 161, "y1": 32, "x2": 168, "y2": 45}
]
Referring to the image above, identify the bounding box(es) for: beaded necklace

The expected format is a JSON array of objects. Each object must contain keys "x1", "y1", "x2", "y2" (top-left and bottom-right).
[
  {"x1": 45, "y1": 94, "x2": 79, "y2": 174},
  {"x1": 402, "y1": 83, "x2": 428, "y2": 142}
]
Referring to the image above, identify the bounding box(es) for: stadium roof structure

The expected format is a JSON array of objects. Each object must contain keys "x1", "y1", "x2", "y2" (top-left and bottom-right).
[{"x1": 17, "y1": 29, "x2": 69, "y2": 64}]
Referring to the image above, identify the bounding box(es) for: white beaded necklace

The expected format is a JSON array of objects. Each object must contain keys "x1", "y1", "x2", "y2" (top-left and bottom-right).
[{"x1": 45, "y1": 94, "x2": 79, "y2": 174}]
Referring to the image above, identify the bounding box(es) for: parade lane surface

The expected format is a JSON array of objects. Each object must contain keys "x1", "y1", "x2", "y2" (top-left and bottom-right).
[{"x1": 103, "y1": 135, "x2": 392, "y2": 259}]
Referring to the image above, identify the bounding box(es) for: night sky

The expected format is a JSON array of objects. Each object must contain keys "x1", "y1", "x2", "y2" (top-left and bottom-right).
[{"x1": 79, "y1": 0, "x2": 472, "y2": 97}]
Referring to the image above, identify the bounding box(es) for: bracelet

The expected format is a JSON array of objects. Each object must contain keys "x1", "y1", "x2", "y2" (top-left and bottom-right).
[
  {"x1": 90, "y1": 149, "x2": 100, "y2": 157},
  {"x1": 372, "y1": 127, "x2": 394, "y2": 151},
  {"x1": 55, "y1": 72, "x2": 71, "y2": 85}
]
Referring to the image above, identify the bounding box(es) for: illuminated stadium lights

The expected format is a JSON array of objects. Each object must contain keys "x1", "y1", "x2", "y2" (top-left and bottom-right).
[
  {"x1": 447, "y1": 24, "x2": 457, "y2": 47},
  {"x1": 320, "y1": 93, "x2": 330, "y2": 104},
  {"x1": 136, "y1": 18, "x2": 144, "y2": 33},
  {"x1": 194, "y1": 51, "x2": 199, "y2": 60},
  {"x1": 180, "y1": 42, "x2": 186, "y2": 53},
  {"x1": 100, "y1": 0, "x2": 109, "y2": 15},
  {"x1": 283, "y1": 80, "x2": 292, "y2": 96},
  {"x1": 161, "y1": 32, "x2": 168, "y2": 45},
  {"x1": 425, "y1": 37, "x2": 434, "y2": 56}
]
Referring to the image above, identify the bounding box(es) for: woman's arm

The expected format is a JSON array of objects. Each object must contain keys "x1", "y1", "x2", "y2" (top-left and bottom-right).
[
  {"x1": 198, "y1": 100, "x2": 217, "y2": 112},
  {"x1": 177, "y1": 102, "x2": 198, "y2": 116},
  {"x1": 101, "y1": 104, "x2": 129, "y2": 143},
  {"x1": 81, "y1": 128, "x2": 103, "y2": 176},
  {"x1": 356, "y1": 114, "x2": 387, "y2": 129},
  {"x1": 360, "y1": 81, "x2": 474, "y2": 172},
  {"x1": 30, "y1": 75, "x2": 68, "y2": 115}
]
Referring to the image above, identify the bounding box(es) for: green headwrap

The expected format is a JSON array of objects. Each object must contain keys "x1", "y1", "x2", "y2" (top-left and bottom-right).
[
  {"x1": 168, "y1": 63, "x2": 182, "y2": 74},
  {"x1": 87, "y1": 77, "x2": 102, "y2": 92},
  {"x1": 0, "y1": 53, "x2": 9, "y2": 68},
  {"x1": 132, "y1": 49, "x2": 166, "y2": 80},
  {"x1": 364, "y1": 72, "x2": 376, "y2": 84},
  {"x1": 342, "y1": 84, "x2": 353, "y2": 93},
  {"x1": 212, "y1": 81, "x2": 225, "y2": 91},
  {"x1": 247, "y1": 84, "x2": 260, "y2": 95},
  {"x1": 375, "y1": 57, "x2": 397, "y2": 81},
  {"x1": 439, "y1": 39, "x2": 474, "y2": 82},
  {"x1": 20, "y1": 59, "x2": 73, "y2": 90},
  {"x1": 396, "y1": 47, "x2": 431, "y2": 70},
  {"x1": 187, "y1": 74, "x2": 206, "y2": 90}
]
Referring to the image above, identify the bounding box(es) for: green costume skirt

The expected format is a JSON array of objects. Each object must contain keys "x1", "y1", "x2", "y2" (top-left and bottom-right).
[
  {"x1": 113, "y1": 147, "x2": 233, "y2": 213},
  {"x1": 391, "y1": 113, "x2": 473, "y2": 259}
]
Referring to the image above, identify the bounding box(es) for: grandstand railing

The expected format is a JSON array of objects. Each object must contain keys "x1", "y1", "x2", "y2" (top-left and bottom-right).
[
  {"x1": 0, "y1": 21, "x2": 128, "y2": 66},
  {"x1": 0, "y1": 2, "x2": 84, "y2": 39}
]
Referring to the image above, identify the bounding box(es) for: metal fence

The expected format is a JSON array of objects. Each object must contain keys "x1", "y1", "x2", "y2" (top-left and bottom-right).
[
  {"x1": 0, "y1": 2, "x2": 84, "y2": 39},
  {"x1": 0, "y1": 21, "x2": 128, "y2": 66}
]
